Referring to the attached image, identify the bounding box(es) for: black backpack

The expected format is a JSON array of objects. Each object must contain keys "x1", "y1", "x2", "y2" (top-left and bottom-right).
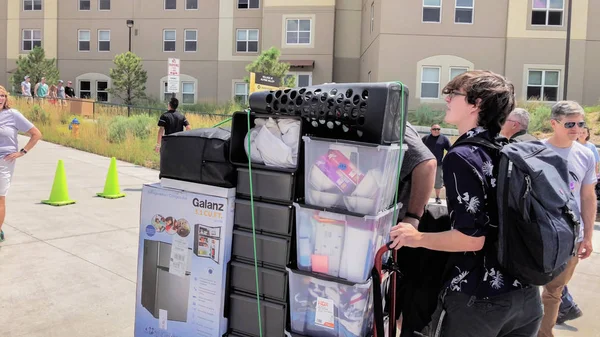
[{"x1": 455, "y1": 137, "x2": 581, "y2": 285}]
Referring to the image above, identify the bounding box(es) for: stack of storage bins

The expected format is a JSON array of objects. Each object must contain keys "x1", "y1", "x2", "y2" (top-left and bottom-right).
[
  {"x1": 287, "y1": 136, "x2": 406, "y2": 337},
  {"x1": 225, "y1": 111, "x2": 304, "y2": 337}
]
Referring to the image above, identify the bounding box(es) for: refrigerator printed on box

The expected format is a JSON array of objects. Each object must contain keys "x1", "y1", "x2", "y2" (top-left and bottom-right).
[{"x1": 135, "y1": 183, "x2": 235, "y2": 337}]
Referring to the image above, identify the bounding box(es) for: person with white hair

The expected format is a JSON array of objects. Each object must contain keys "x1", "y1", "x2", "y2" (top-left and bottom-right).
[{"x1": 500, "y1": 107, "x2": 537, "y2": 142}]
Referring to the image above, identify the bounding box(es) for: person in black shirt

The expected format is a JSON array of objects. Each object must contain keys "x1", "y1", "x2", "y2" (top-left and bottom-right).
[
  {"x1": 391, "y1": 70, "x2": 543, "y2": 337},
  {"x1": 155, "y1": 97, "x2": 191, "y2": 153},
  {"x1": 422, "y1": 124, "x2": 451, "y2": 203},
  {"x1": 64, "y1": 81, "x2": 75, "y2": 98}
]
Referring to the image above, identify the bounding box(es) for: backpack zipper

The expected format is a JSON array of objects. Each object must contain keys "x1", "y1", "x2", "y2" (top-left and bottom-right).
[{"x1": 519, "y1": 175, "x2": 531, "y2": 216}]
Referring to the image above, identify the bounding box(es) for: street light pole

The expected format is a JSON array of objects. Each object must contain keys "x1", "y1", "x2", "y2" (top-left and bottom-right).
[
  {"x1": 563, "y1": 0, "x2": 572, "y2": 100},
  {"x1": 126, "y1": 20, "x2": 134, "y2": 53},
  {"x1": 126, "y1": 20, "x2": 135, "y2": 116}
]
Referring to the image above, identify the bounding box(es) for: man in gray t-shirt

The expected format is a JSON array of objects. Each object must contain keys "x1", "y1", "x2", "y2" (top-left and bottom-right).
[{"x1": 538, "y1": 101, "x2": 597, "y2": 336}]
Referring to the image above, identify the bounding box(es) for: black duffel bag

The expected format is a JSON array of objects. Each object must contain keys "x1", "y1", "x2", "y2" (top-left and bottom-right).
[{"x1": 159, "y1": 127, "x2": 236, "y2": 188}]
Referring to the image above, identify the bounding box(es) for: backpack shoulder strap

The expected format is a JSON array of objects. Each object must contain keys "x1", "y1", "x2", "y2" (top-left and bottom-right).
[{"x1": 452, "y1": 136, "x2": 503, "y2": 151}]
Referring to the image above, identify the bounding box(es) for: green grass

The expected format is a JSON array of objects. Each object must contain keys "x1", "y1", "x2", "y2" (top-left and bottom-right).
[{"x1": 12, "y1": 97, "x2": 237, "y2": 169}]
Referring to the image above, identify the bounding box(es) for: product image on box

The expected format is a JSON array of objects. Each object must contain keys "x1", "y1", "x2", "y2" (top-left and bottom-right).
[
  {"x1": 304, "y1": 136, "x2": 406, "y2": 215},
  {"x1": 193, "y1": 224, "x2": 221, "y2": 263},
  {"x1": 151, "y1": 215, "x2": 191, "y2": 238},
  {"x1": 295, "y1": 203, "x2": 399, "y2": 283},
  {"x1": 288, "y1": 268, "x2": 373, "y2": 337},
  {"x1": 141, "y1": 240, "x2": 192, "y2": 323}
]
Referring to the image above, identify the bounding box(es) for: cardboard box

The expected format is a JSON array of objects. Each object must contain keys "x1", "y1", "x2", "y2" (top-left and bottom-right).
[{"x1": 134, "y1": 182, "x2": 235, "y2": 337}]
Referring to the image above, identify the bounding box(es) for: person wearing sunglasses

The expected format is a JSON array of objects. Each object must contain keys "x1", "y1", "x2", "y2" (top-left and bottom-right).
[
  {"x1": 422, "y1": 124, "x2": 451, "y2": 204},
  {"x1": 500, "y1": 108, "x2": 537, "y2": 142},
  {"x1": 538, "y1": 101, "x2": 596, "y2": 337}
]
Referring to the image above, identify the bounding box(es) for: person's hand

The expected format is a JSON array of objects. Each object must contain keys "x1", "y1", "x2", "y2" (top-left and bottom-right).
[
  {"x1": 389, "y1": 222, "x2": 423, "y2": 250},
  {"x1": 578, "y1": 238, "x2": 593, "y2": 259},
  {"x1": 154, "y1": 144, "x2": 160, "y2": 153},
  {"x1": 4, "y1": 151, "x2": 24, "y2": 162}
]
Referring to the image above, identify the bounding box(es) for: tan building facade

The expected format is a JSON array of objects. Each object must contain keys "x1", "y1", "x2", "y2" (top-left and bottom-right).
[{"x1": 0, "y1": 0, "x2": 599, "y2": 108}]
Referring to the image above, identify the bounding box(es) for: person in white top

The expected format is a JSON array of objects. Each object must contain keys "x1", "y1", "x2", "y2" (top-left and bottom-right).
[
  {"x1": 0, "y1": 86, "x2": 42, "y2": 242},
  {"x1": 538, "y1": 101, "x2": 597, "y2": 337},
  {"x1": 21, "y1": 76, "x2": 33, "y2": 104}
]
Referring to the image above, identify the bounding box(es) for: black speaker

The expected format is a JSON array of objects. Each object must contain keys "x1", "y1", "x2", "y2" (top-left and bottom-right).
[{"x1": 248, "y1": 82, "x2": 409, "y2": 145}]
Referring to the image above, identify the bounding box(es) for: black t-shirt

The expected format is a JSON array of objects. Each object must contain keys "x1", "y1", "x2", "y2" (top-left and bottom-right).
[
  {"x1": 65, "y1": 86, "x2": 75, "y2": 97},
  {"x1": 158, "y1": 110, "x2": 189, "y2": 135},
  {"x1": 422, "y1": 134, "x2": 451, "y2": 164}
]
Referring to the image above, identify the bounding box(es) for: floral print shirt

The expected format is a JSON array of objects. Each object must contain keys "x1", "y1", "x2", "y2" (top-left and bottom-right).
[{"x1": 442, "y1": 127, "x2": 526, "y2": 298}]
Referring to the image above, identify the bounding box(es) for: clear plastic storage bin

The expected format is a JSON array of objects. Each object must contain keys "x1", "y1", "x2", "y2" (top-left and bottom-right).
[
  {"x1": 303, "y1": 136, "x2": 407, "y2": 215},
  {"x1": 287, "y1": 267, "x2": 374, "y2": 337},
  {"x1": 294, "y1": 203, "x2": 400, "y2": 283}
]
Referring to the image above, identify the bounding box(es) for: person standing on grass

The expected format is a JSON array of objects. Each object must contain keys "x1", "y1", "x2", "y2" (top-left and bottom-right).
[
  {"x1": 577, "y1": 126, "x2": 600, "y2": 176},
  {"x1": 421, "y1": 124, "x2": 450, "y2": 204},
  {"x1": 34, "y1": 77, "x2": 48, "y2": 102},
  {"x1": 21, "y1": 76, "x2": 33, "y2": 105},
  {"x1": 0, "y1": 86, "x2": 42, "y2": 242},
  {"x1": 155, "y1": 97, "x2": 191, "y2": 153}
]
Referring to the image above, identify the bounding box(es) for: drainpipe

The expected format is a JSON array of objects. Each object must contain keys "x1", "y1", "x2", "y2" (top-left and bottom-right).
[{"x1": 563, "y1": 0, "x2": 573, "y2": 100}]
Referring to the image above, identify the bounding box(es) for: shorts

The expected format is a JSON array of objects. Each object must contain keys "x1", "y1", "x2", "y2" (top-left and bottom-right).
[
  {"x1": 0, "y1": 158, "x2": 16, "y2": 196},
  {"x1": 434, "y1": 165, "x2": 443, "y2": 189}
]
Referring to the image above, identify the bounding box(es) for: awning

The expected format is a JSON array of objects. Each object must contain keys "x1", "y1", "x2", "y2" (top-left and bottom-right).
[{"x1": 282, "y1": 60, "x2": 314, "y2": 68}]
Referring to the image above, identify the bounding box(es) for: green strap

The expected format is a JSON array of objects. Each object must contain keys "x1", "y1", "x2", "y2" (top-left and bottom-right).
[
  {"x1": 392, "y1": 82, "x2": 406, "y2": 225},
  {"x1": 245, "y1": 109, "x2": 263, "y2": 337},
  {"x1": 211, "y1": 117, "x2": 232, "y2": 128}
]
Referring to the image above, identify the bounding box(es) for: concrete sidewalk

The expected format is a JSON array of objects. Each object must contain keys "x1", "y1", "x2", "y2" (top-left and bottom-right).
[{"x1": 0, "y1": 136, "x2": 599, "y2": 337}]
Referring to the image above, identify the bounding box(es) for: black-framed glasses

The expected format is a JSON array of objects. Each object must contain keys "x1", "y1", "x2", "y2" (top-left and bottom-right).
[
  {"x1": 431, "y1": 128, "x2": 441, "y2": 131},
  {"x1": 444, "y1": 90, "x2": 467, "y2": 100},
  {"x1": 555, "y1": 120, "x2": 585, "y2": 129}
]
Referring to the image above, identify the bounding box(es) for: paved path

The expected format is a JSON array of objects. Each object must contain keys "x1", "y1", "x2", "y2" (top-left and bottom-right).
[{"x1": 0, "y1": 136, "x2": 599, "y2": 337}]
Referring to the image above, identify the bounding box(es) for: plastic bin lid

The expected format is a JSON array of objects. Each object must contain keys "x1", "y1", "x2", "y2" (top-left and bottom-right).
[{"x1": 302, "y1": 136, "x2": 407, "y2": 151}]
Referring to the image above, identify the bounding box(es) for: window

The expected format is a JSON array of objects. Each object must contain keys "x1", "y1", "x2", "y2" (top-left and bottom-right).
[
  {"x1": 99, "y1": 0, "x2": 110, "y2": 10},
  {"x1": 78, "y1": 30, "x2": 90, "y2": 51},
  {"x1": 186, "y1": 0, "x2": 198, "y2": 9},
  {"x1": 532, "y1": 0, "x2": 563, "y2": 26},
  {"x1": 164, "y1": 30, "x2": 176, "y2": 51},
  {"x1": 184, "y1": 30, "x2": 197, "y2": 52},
  {"x1": 286, "y1": 19, "x2": 311, "y2": 45},
  {"x1": 79, "y1": 81, "x2": 92, "y2": 99},
  {"x1": 450, "y1": 67, "x2": 468, "y2": 80},
  {"x1": 423, "y1": 0, "x2": 441, "y2": 23},
  {"x1": 286, "y1": 72, "x2": 312, "y2": 87},
  {"x1": 236, "y1": 29, "x2": 259, "y2": 53},
  {"x1": 163, "y1": 83, "x2": 172, "y2": 102},
  {"x1": 24, "y1": 0, "x2": 42, "y2": 11},
  {"x1": 79, "y1": 0, "x2": 90, "y2": 10},
  {"x1": 182, "y1": 82, "x2": 195, "y2": 104},
  {"x1": 97, "y1": 81, "x2": 109, "y2": 102},
  {"x1": 165, "y1": 0, "x2": 176, "y2": 10},
  {"x1": 421, "y1": 67, "x2": 440, "y2": 98},
  {"x1": 527, "y1": 70, "x2": 559, "y2": 101},
  {"x1": 234, "y1": 83, "x2": 249, "y2": 104},
  {"x1": 98, "y1": 30, "x2": 110, "y2": 52},
  {"x1": 238, "y1": 0, "x2": 259, "y2": 9},
  {"x1": 370, "y1": 2, "x2": 375, "y2": 33},
  {"x1": 22, "y1": 29, "x2": 42, "y2": 51},
  {"x1": 455, "y1": 0, "x2": 473, "y2": 23}
]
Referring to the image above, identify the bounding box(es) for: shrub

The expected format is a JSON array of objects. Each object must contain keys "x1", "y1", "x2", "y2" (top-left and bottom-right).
[
  {"x1": 408, "y1": 104, "x2": 446, "y2": 127},
  {"x1": 27, "y1": 104, "x2": 50, "y2": 124},
  {"x1": 107, "y1": 115, "x2": 154, "y2": 143}
]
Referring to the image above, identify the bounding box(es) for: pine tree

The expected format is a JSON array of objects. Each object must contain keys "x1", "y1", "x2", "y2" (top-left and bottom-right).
[
  {"x1": 11, "y1": 47, "x2": 60, "y2": 95},
  {"x1": 108, "y1": 51, "x2": 148, "y2": 106},
  {"x1": 245, "y1": 47, "x2": 296, "y2": 88}
]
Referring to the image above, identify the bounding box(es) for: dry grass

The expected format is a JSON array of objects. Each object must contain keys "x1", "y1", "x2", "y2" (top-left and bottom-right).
[{"x1": 10, "y1": 97, "x2": 234, "y2": 169}]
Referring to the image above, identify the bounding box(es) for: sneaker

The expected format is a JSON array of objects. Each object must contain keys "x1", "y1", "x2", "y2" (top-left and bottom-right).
[
  {"x1": 435, "y1": 198, "x2": 442, "y2": 204},
  {"x1": 556, "y1": 306, "x2": 583, "y2": 325},
  {"x1": 0, "y1": 230, "x2": 4, "y2": 242}
]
